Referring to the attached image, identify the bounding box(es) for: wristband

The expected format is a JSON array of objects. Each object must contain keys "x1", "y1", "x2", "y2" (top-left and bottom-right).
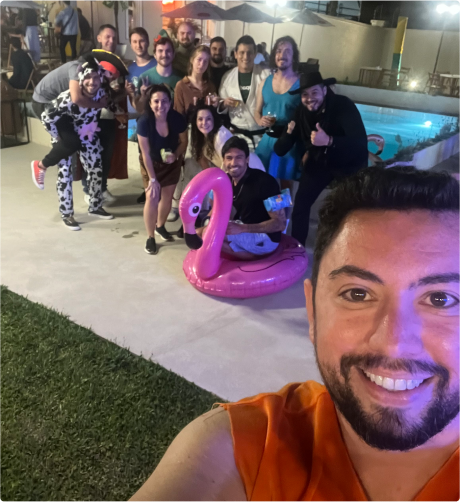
[{"x1": 150, "y1": 178, "x2": 156, "y2": 183}]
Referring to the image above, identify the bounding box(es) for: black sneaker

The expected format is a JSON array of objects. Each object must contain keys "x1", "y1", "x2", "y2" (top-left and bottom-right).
[
  {"x1": 62, "y1": 215, "x2": 81, "y2": 231},
  {"x1": 155, "y1": 225, "x2": 174, "y2": 242},
  {"x1": 145, "y1": 237, "x2": 158, "y2": 255},
  {"x1": 176, "y1": 225, "x2": 184, "y2": 239},
  {"x1": 88, "y1": 208, "x2": 114, "y2": 220},
  {"x1": 137, "y1": 191, "x2": 146, "y2": 204}
]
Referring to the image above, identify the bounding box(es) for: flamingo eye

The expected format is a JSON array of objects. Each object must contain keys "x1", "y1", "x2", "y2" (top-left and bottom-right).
[{"x1": 188, "y1": 203, "x2": 201, "y2": 217}]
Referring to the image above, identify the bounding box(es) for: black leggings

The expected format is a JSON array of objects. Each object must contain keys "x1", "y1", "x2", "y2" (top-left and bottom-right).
[
  {"x1": 41, "y1": 115, "x2": 81, "y2": 168},
  {"x1": 60, "y1": 34, "x2": 77, "y2": 63}
]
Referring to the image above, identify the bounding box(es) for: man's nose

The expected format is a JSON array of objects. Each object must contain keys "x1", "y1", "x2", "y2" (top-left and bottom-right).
[{"x1": 370, "y1": 298, "x2": 424, "y2": 357}]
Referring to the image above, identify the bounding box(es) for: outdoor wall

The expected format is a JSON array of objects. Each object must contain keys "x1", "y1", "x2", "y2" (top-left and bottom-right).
[{"x1": 221, "y1": 13, "x2": 387, "y2": 81}]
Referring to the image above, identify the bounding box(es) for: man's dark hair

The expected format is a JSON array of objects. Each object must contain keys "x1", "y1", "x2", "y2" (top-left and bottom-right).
[
  {"x1": 77, "y1": 8, "x2": 82, "y2": 14},
  {"x1": 154, "y1": 36, "x2": 175, "y2": 54},
  {"x1": 10, "y1": 37, "x2": 21, "y2": 50},
  {"x1": 221, "y1": 136, "x2": 250, "y2": 159},
  {"x1": 235, "y1": 35, "x2": 256, "y2": 54},
  {"x1": 98, "y1": 24, "x2": 116, "y2": 35},
  {"x1": 210, "y1": 36, "x2": 226, "y2": 48},
  {"x1": 129, "y1": 27, "x2": 149, "y2": 44},
  {"x1": 269, "y1": 35, "x2": 300, "y2": 71},
  {"x1": 311, "y1": 166, "x2": 460, "y2": 293}
]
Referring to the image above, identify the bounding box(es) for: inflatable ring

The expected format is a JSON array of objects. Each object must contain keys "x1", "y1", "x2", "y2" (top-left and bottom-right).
[{"x1": 179, "y1": 168, "x2": 308, "y2": 299}]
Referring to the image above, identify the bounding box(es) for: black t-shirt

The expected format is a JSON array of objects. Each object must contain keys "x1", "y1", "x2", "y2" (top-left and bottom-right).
[
  {"x1": 210, "y1": 65, "x2": 230, "y2": 91},
  {"x1": 137, "y1": 109, "x2": 187, "y2": 163},
  {"x1": 231, "y1": 168, "x2": 281, "y2": 243},
  {"x1": 238, "y1": 71, "x2": 252, "y2": 103}
]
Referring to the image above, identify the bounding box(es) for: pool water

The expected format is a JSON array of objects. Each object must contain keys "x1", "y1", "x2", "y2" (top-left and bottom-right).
[
  {"x1": 357, "y1": 104, "x2": 458, "y2": 161},
  {"x1": 129, "y1": 106, "x2": 458, "y2": 163}
]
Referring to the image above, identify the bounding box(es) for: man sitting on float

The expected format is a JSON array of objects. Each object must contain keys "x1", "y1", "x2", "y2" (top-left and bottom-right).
[{"x1": 198, "y1": 136, "x2": 286, "y2": 260}]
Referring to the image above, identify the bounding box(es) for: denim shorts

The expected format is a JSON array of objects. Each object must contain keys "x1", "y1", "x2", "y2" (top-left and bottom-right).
[{"x1": 227, "y1": 232, "x2": 279, "y2": 255}]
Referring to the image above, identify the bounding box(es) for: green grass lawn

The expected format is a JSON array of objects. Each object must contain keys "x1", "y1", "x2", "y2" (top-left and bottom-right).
[{"x1": 1, "y1": 286, "x2": 223, "y2": 501}]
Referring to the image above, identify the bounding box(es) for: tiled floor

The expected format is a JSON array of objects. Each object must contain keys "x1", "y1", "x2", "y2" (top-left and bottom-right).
[{"x1": 1, "y1": 143, "x2": 323, "y2": 402}]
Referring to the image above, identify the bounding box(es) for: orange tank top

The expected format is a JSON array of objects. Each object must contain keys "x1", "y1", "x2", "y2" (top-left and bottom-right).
[{"x1": 220, "y1": 381, "x2": 459, "y2": 501}]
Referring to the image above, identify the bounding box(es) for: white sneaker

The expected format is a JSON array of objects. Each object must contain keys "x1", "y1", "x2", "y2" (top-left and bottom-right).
[
  {"x1": 102, "y1": 190, "x2": 116, "y2": 202},
  {"x1": 167, "y1": 208, "x2": 179, "y2": 222},
  {"x1": 84, "y1": 194, "x2": 90, "y2": 205}
]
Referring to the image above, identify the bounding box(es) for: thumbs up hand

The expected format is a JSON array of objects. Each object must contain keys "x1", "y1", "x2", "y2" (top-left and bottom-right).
[{"x1": 310, "y1": 122, "x2": 331, "y2": 147}]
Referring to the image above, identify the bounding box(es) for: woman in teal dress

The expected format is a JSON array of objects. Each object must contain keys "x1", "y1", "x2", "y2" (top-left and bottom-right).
[{"x1": 254, "y1": 73, "x2": 302, "y2": 185}]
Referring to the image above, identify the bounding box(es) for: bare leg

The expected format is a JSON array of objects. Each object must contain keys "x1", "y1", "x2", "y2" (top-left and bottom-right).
[
  {"x1": 157, "y1": 184, "x2": 176, "y2": 228},
  {"x1": 144, "y1": 189, "x2": 159, "y2": 238}
]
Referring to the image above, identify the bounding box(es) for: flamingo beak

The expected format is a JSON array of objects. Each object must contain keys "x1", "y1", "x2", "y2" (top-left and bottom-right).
[
  {"x1": 375, "y1": 149, "x2": 383, "y2": 156},
  {"x1": 185, "y1": 233, "x2": 203, "y2": 250}
]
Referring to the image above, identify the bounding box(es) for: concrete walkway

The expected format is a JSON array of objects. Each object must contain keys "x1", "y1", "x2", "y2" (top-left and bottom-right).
[{"x1": 1, "y1": 143, "x2": 322, "y2": 401}]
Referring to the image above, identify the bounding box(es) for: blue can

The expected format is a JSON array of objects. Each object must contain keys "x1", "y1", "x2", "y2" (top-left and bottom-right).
[{"x1": 263, "y1": 189, "x2": 292, "y2": 212}]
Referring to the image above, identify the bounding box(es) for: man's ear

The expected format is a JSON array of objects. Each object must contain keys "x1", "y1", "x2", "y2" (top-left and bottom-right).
[{"x1": 304, "y1": 279, "x2": 315, "y2": 345}]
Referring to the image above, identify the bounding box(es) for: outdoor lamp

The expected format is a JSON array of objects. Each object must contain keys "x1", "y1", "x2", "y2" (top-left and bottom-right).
[
  {"x1": 437, "y1": 3, "x2": 460, "y2": 14},
  {"x1": 409, "y1": 80, "x2": 418, "y2": 89},
  {"x1": 266, "y1": 0, "x2": 288, "y2": 6}
]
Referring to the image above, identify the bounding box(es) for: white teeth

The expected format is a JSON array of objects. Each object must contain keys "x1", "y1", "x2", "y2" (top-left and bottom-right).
[{"x1": 364, "y1": 371, "x2": 426, "y2": 392}]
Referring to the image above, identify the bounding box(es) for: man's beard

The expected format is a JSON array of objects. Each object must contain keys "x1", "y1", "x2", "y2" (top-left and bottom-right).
[
  {"x1": 277, "y1": 61, "x2": 290, "y2": 71},
  {"x1": 158, "y1": 58, "x2": 171, "y2": 68},
  {"x1": 212, "y1": 55, "x2": 223, "y2": 65},
  {"x1": 314, "y1": 337, "x2": 459, "y2": 451},
  {"x1": 180, "y1": 40, "x2": 193, "y2": 48}
]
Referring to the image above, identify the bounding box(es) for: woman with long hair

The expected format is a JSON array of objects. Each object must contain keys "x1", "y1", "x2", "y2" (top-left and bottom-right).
[
  {"x1": 190, "y1": 103, "x2": 265, "y2": 172},
  {"x1": 137, "y1": 84, "x2": 187, "y2": 255},
  {"x1": 174, "y1": 45, "x2": 218, "y2": 120}
]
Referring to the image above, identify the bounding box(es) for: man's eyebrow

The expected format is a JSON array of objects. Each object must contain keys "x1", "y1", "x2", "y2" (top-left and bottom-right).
[
  {"x1": 328, "y1": 265, "x2": 384, "y2": 284},
  {"x1": 328, "y1": 268, "x2": 459, "y2": 288},
  {"x1": 410, "y1": 273, "x2": 460, "y2": 289}
]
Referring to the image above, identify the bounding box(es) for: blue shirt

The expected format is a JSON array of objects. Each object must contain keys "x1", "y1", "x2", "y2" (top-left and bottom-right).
[
  {"x1": 55, "y1": 6, "x2": 78, "y2": 36},
  {"x1": 127, "y1": 59, "x2": 157, "y2": 89}
]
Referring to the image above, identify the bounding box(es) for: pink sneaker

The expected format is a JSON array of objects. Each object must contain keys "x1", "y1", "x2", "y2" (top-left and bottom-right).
[{"x1": 31, "y1": 160, "x2": 45, "y2": 190}]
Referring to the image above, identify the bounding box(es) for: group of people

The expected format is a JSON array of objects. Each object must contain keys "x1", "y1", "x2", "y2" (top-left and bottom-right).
[{"x1": 30, "y1": 20, "x2": 368, "y2": 258}]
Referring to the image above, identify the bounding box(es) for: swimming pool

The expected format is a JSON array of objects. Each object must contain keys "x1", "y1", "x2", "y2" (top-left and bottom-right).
[
  {"x1": 129, "y1": 105, "x2": 458, "y2": 162},
  {"x1": 357, "y1": 104, "x2": 458, "y2": 161}
]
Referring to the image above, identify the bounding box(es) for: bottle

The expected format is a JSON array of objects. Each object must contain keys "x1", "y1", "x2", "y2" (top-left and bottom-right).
[{"x1": 263, "y1": 189, "x2": 292, "y2": 212}]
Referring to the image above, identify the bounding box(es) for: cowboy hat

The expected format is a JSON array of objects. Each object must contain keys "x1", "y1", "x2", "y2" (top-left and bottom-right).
[{"x1": 289, "y1": 71, "x2": 336, "y2": 95}]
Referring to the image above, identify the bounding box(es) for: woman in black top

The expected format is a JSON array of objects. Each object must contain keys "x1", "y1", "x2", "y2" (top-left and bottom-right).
[{"x1": 137, "y1": 84, "x2": 187, "y2": 254}]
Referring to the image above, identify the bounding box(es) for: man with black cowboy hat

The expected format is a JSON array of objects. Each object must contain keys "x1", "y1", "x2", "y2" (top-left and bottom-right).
[{"x1": 274, "y1": 71, "x2": 368, "y2": 246}]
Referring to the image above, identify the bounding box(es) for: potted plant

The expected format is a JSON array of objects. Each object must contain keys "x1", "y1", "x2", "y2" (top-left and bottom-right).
[{"x1": 102, "y1": 1, "x2": 129, "y2": 57}]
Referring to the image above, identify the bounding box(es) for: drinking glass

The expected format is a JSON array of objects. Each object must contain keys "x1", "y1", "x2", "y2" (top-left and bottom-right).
[{"x1": 266, "y1": 111, "x2": 277, "y2": 133}]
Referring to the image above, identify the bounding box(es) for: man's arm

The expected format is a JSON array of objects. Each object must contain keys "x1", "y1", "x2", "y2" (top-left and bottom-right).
[
  {"x1": 254, "y1": 77, "x2": 272, "y2": 128},
  {"x1": 69, "y1": 80, "x2": 108, "y2": 109},
  {"x1": 228, "y1": 209, "x2": 286, "y2": 236},
  {"x1": 129, "y1": 407, "x2": 247, "y2": 501},
  {"x1": 274, "y1": 120, "x2": 299, "y2": 157}
]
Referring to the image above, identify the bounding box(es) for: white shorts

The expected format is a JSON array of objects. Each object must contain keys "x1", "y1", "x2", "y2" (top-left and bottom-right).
[{"x1": 227, "y1": 232, "x2": 279, "y2": 255}]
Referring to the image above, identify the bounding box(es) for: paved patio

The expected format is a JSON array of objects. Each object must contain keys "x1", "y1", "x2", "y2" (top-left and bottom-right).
[{"x1": 1, "y1": 142, "x2": 323, "y2": 402}]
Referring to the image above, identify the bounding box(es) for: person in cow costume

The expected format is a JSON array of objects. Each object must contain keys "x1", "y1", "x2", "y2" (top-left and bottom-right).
[{"x1": 31, "y1": 55, "x2": 122, "y2": 230}]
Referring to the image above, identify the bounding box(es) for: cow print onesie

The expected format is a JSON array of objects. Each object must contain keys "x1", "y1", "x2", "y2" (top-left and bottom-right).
[{"x1": 41, "y1": 63, "x2": 117, "y2": 217}]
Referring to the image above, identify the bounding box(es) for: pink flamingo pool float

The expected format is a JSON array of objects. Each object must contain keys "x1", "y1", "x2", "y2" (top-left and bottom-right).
[{"x1": 179, "y1": 168, "x2": 308, "y2": 299}]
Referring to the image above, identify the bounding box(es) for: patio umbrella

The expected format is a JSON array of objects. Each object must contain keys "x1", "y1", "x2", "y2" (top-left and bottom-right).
[
  {"x1": 225, "y1": 3, "x2": 282, "y2": 37},
  {"x1": 280, "y1": 9, "x2": 333, "y2": 48},
  {"x1": 2, "y1": 1, "x2": 41, "y2": 8},
  {"x1": 161, "y1": 1, "x2": 232, "y2": 36}
]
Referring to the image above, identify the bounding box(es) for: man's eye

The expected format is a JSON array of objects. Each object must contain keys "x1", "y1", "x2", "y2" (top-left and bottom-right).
[
  {"x1": 341, "y1": 289, "x2": 372, "y2": 302},
  {"x1": 423, "y1": 292, "x2": 459, "y2": 308}
]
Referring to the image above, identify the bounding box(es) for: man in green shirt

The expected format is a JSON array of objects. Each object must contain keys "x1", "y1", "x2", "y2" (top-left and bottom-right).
[
  {"x1": 133, "y1": 37, "x2": 182, "y2": 113},
  {"x1": 172, "y1": 21, "x2": 196, "y2": 77}
]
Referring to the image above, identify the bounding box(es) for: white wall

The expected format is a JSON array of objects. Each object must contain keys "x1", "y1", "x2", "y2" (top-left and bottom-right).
[{"x1": 221, "y1": 13, "x2": 388, "y2": 81}]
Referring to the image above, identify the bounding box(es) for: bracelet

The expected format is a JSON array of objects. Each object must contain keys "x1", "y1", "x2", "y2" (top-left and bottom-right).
[{"x1": 150, "y1": 178, "x2": 156, "y2": 183}]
